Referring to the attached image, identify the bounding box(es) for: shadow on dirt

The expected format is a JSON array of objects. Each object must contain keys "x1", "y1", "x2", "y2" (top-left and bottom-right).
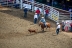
[
  {"x1": 26, "y1": 31, "x2": 47, "y2": 36},
  {"x1": 0, "y1": 32, "x2": 26, "y2": 39}
]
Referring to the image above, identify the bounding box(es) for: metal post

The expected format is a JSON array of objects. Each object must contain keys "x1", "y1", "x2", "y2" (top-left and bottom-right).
[
  {"x1": 7, "y1": 0, "x2": 8, "y2": 6},
  {"x1": 32, "y1": 0, "x2": 34, "y2": 12},
  {"x1": 20, "y1": 0, "x2": 22, "y2": 9},
  {"x1": 42, "y1": 4, "x2": 44, "y2": 16},
  {"x1": 57, "y1": 11, "x2": 59, "y2": 22}
]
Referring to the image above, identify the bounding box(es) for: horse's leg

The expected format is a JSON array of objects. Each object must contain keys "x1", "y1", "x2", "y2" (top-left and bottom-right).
[
  {"x1": 41, "y1": 28, "x2": 42, "y2": 30},
  {"x1": 46, "y1": 24, "x2": 48, "y2": 30},
  {"x1": 49, "y1": 27, "x2": 50, "y2": 31},
  {"x1": 42, "y1": 28, "x2": 44, "y2": 32},
  {"x1": 46, "y1": 26, "x2": 47, "y2": 30}
]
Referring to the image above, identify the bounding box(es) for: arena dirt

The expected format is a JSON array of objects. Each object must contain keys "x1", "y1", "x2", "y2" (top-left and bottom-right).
[{"x1": 0, "y1": 7, "x2": 72, "y2": 48}]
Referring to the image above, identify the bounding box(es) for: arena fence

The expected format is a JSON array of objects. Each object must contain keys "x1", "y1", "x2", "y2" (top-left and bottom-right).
[
  {"x1": 0, "y1": 0, "x2": 59, "y2": 22},
  {"x1": 0, "y1": 0, "x2": 14, "y2": 6},
  {"x1": 0, "y1": 0, "x2": 21, "y2": 7},
  {"x1": 22, "y1": 0, "x2": 59, "y2": 22}
]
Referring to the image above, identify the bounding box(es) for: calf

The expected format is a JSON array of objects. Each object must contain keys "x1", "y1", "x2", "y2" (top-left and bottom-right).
[{"x1": 28, "y1": 28, "x2": 37, "y2": 33}]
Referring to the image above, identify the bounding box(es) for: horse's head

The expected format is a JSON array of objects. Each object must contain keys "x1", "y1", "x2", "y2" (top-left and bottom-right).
[
  {"x1": 39, "y1": 22, "x2": 45, "y2": 29},
  {"x1": 39, "y1": 22, "x2": 43, "y2": 26},
  {"x1": 39, "y1": 22, "x2": 45, "y2": 31}
]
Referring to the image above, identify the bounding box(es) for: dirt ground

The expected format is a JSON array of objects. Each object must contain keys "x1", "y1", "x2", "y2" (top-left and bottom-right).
[{"x1": 0, "y1": 7, "x2": 72, "y2": 48}]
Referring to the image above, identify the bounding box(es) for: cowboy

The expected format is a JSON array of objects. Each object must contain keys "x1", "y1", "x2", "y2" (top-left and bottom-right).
[
  {"x1": 39, "y1": 17, "x2": 46, "y2": 27},
  {"x1": 23, "y1": 7, "x2": 28, "y2": 18},
  {"x1": 45, "y1": 8, "x2": 49, "y2": 19},
  {"x1": 56, "y1": 23, "x2": 61, "y2": 35},
  {"x1": 35, "y1": 8, "x2": 40, "y2": 19},
  {"x1": 61, "y1": 20, "x2": 65, "y2": 31},
  {"x1": 34, "y1": 13, "x2": 38, "y2": 24}
]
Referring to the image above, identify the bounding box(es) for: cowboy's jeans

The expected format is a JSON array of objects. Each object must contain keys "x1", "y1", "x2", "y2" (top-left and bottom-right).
[
  {"x1": 24, "y1": 12, "x2": 27, "y2": 18},
  {"x1": 56, "y1": 28, "x2": 60, "y2": 35},
  {"x1": 34, "y1": 18, "x2": 37, "y2": 24},
  {"x1": 37, "y1": 14, "x2": 40, "y2": 19},
  {"x1": 62, "y1": 25, "x2": 64, "y2": 31},
  {"x1": 45, "y1": 14, "x2": 48, "y2": 19}
]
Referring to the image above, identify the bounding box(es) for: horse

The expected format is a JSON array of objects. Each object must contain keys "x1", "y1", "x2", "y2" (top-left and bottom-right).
[{"x1": 39, "y1": 22, "x2": 51, "y2": 31}]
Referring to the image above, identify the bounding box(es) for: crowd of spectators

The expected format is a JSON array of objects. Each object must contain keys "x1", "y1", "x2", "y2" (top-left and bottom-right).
[{"x1": 47, "y1": 0, "x2": 72, "y2": 11}]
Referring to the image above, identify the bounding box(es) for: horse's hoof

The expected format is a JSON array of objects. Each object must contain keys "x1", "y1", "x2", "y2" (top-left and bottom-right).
[{"x1": 42, "y1": 30, "x2": 44, "y2": 32}]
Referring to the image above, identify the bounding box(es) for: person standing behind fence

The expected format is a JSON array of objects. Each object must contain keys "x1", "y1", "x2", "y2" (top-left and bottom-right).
[
  {"x1": 56, "y1": 23, "x2": 61, "y2": 35},
  {"x1": 35, "y1": 8, "x2": 40, "y2": 19},
  {"x1": 64, "y1": 22, "x2": 70, "y2": 32},
  {"x1": 23, "y1": 7, "x2": 28, "y2": 18},
  {"x1": 34, "y1": 13, "x2": 38, "y2": 24},
  {"x1": 61, "y1": 20, "x2": 65, "y2": 31},
  {"x1": 45, "y1": 8, "x2": 49, "y2": 19},
  {"x1": 70, "y1": 22, "x2": 72, "y2": 32},
  {"x1": 13, "y1": 0, "x2": 20, "y2": 8}
]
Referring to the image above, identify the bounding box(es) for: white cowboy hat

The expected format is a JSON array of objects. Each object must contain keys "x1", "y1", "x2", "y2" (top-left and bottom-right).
[
  {"x1": 57, "y1": 23, "x2": 59, "y2": 25},
  {"x1": 41, "y1": 17, "x2": 44, "y2": 18}
]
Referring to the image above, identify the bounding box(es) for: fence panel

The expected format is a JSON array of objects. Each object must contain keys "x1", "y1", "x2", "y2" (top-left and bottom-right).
[
  {"x1": 50, "y1": 8, "x2": 59, "y2": 22},
  {"x1": 23, "y1": 1, "x2": 32, "y2": 9}
]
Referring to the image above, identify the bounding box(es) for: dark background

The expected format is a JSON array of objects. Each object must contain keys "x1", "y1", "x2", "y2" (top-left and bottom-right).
[{"x1": 35, "y1": 0, "x2": 72, "y2": 10}]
